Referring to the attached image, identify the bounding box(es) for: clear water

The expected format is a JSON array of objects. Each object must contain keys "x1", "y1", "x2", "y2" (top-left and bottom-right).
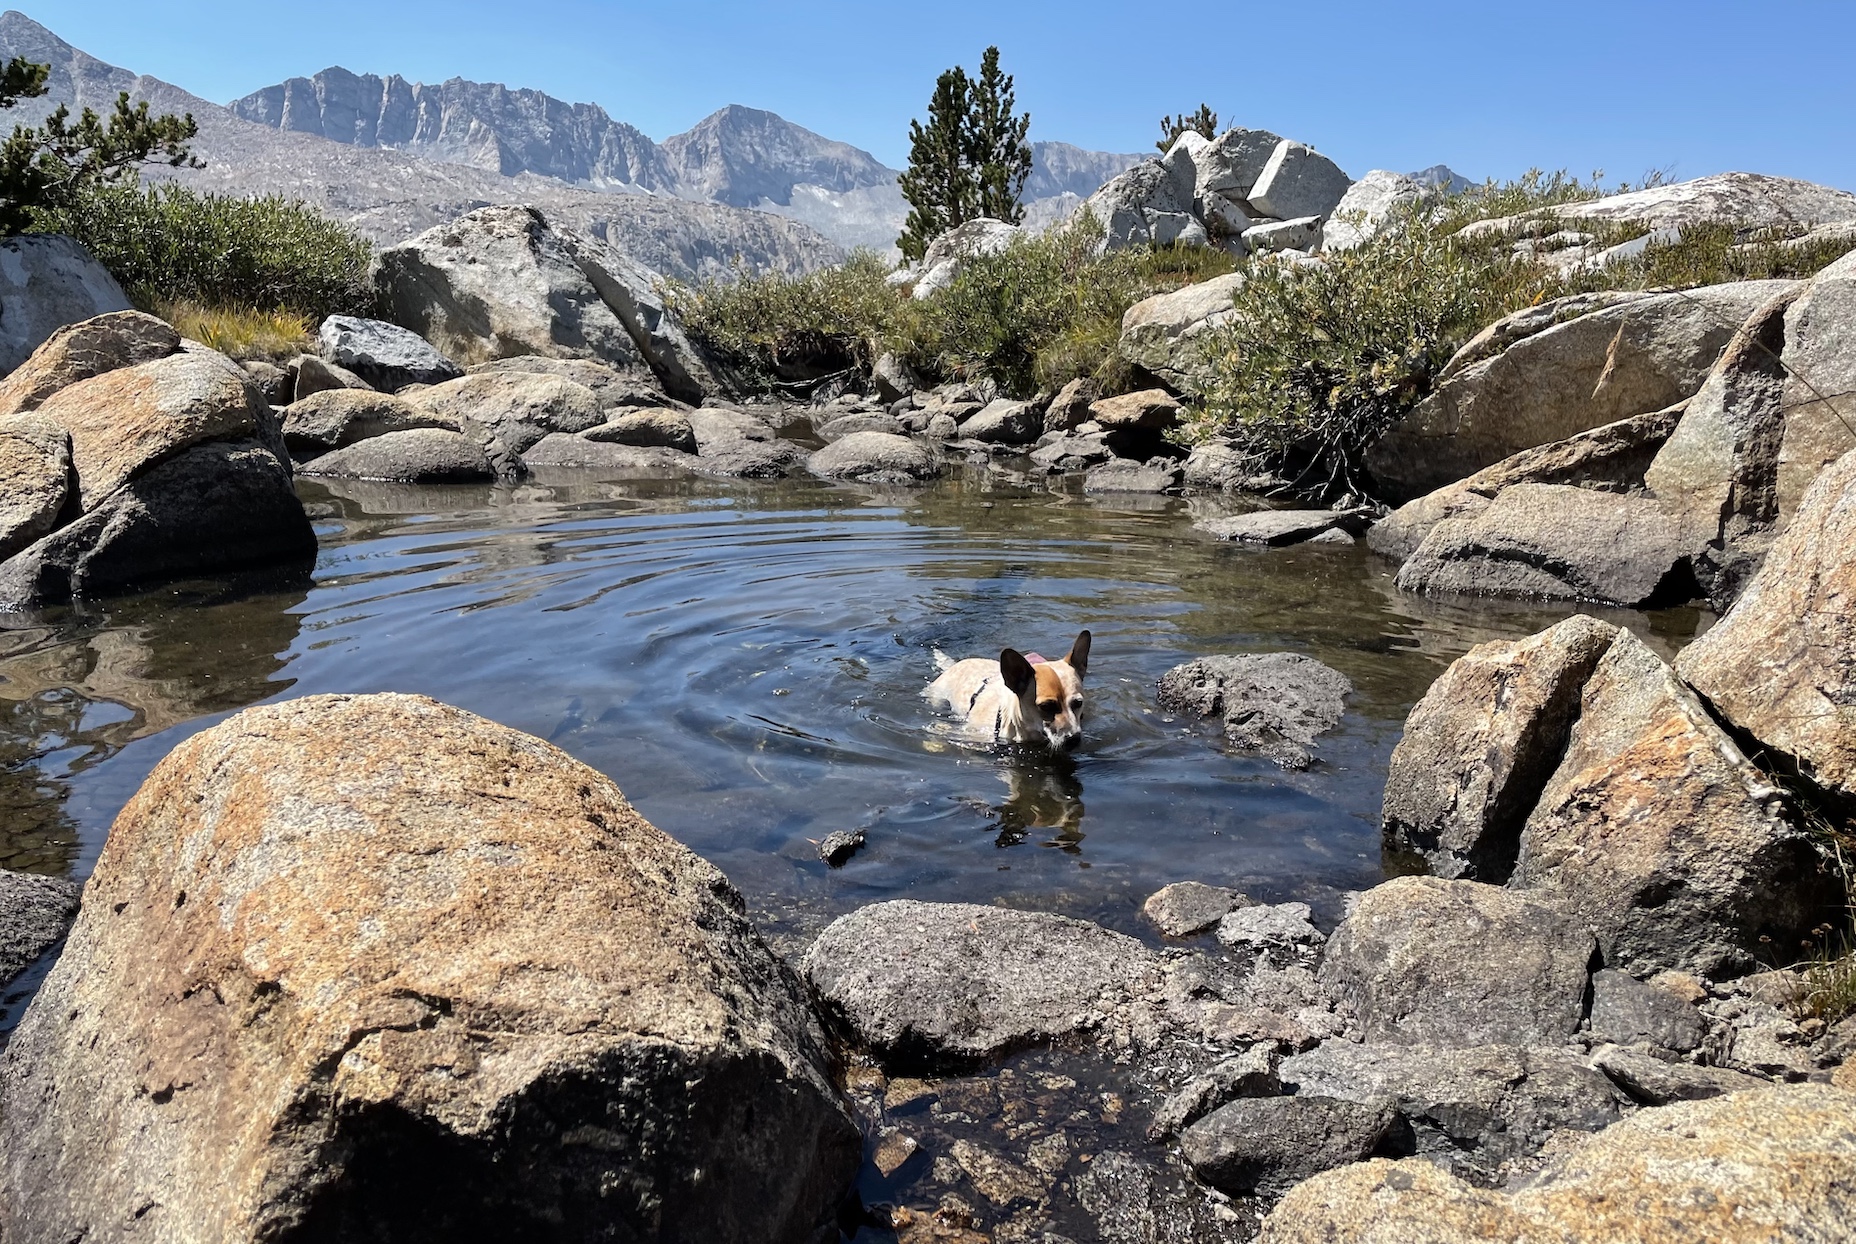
[{"x1": 0, "y1": 462, "x2": 1708, "y2": 973}]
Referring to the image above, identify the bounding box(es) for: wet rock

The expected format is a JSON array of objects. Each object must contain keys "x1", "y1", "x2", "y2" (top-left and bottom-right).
[
  {"x1": 1083, "y1": 458, "x2": 1180, "y2": 493},
  {"x1": 809, "y1": 431, "x2": 941, "y2": 483},
  {"x1": 1072, "y1": 1150, "x2": 1253, "y2": 1244},
  {"x1": 1157, "y1": 652, "x2": 1352, "y2": 769},
  {"x1": 1280, "y1": 1042, "x2": 1627, "y2": 1185},
  {"x1": 1181, "y1": 1095, "x2": 1397, "y2": 1198},
  {"x1": 281, "y1": 388, "x2": 457, "y2": 453},
  {"x1": 1396, "y1": 483, "x2": 1692, "y2": 607},
  {"x1": 1089, "y1": 389, "x2": 1181, "y2": 433},
  {"x1": 960, "y1": 399, "x2": 1040, "y2": 445},
  {"x1": 1368, "y1": 281, "x2": 1797, "y2": 501},
  {"x1": 289, "y1": 352, "x2": 371, "y2": 400},
  {"x1": 685, "y1": 407, "x2": 802, "y2": 478},
  {"x1": 1117, "y1": 273, "x2": 1245, "y2": 395},
  {"x1": 802, "y1": 900, "x2": 1160, "y2": 1070},
  {"x1": 1257, "y1": 1085, "x2": 1856, "y2": 1244},
  {"x1": 1675, "y1": 446, "x2": 1856, "y2": 806},
  {"x1": 0, "y1": 440, "x2": 314, "y2": 608},
  {"x1": 300, "y1": 427, "x2": 496, "y2": 483},
  {"x1": 33, "y1": 349, "x2": 270, "y2": 511},
  {"x1": 1141, "y1": 881, "x2": 1252, "y2": 937},
  {"x1": 1381, "y1": 615, "x2": 1619, "y2": 882},
  {"x1": 582, "y1": 407, "x2": 698, "y2": 453},
  {"x1": 1512, "y1": 629, "x2": 1833, "y2": 978},
  {"x1": 1588, "y1": 1043, "x2": 1771, "y2": 1104},
  {"x1": 0, "y1": 693, "x2": 859, "y2": 1244},
  {"x1": 1146, "y1": 1045, "x2": 1282, "y2": 1139},
  {"x1": 520, "y1": 433, "x2": 684, "y2": 473},
  {"x1": 0, "y1": 415, "x2": 72, "y2": 563},
  {"x1": 0, "y1": 234, "x2": 133, "y2": 375},
  {"x1": 409, "y1": 371, "x2": 606, "y2": 454},
  {"x1": 1215, "y1": 902, "x2": 1323, "y2": 955},
  {"x1": 0, "y1": 310, "x2": 179, "y2": 417},
  {"x1": 1321, "y1": 876, "x2": 1595, "y2": 1047},
  {"x1": 873, "y1": 1128, "x2": 921, "y2": 1177},
  {"x1": 818, "y1": 828, "x2": 865, "y2": 866},
  {"x1": 1588, "y1": 970, "x2": 1705, "y2": 1052},
  {"x1": 1043, "y1": 378, "x2": 1098, "y2": 433},
  {"x1": 950, "y1": 1139, "x2": 1044, "y2": 1207},
  {"x1": 1195, "y1": 507, "x2": 1373, "y2": 546},
  {"x1": 816, "y1": 411, "x2": 903, "y2": 442},
  {"x1": 1367, "y1": 403, "x2": 1686, "y2": 563},
  {"x1": 1030, "y1": 433, "x2": 1112, "y2": 473},
  {"x1": 0, "y1": 868, "x2": 80, "y2": 987},
  {"x1": 317, "y1": 314, "x2": 462, "y2": 392}
]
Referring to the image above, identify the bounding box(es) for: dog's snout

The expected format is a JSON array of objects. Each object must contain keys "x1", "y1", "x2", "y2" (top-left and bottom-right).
[{"x1": 1054, "y1": 731, "x2": 1081, "y2": 751}]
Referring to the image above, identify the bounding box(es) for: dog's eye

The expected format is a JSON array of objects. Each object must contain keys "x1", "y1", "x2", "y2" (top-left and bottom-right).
[
  {"x1": 1038, "y1": 701, "x2": 1059, "y2": 718},
  {"x1": 1070, "y1": 697, "x2": 1083, "y2": 711}
]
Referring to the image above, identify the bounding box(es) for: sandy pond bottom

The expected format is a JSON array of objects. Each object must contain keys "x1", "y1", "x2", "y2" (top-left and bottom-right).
[{"x1": 0, "y1": 465, "x2": 1710, "y2": 1239}]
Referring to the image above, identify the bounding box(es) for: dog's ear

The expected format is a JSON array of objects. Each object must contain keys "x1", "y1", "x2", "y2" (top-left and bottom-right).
[
  {"x1": 1066, "y1": 630, "x2": 1091, "y2": 678},
  {"x1": 1000, "y1": 648, "x2": 1036, "y2": 697}
]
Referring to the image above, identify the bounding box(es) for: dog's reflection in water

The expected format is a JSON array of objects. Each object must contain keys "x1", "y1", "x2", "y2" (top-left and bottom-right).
[{"x1": 959, "y1": 753, "x2": 1086, "y2": 851}]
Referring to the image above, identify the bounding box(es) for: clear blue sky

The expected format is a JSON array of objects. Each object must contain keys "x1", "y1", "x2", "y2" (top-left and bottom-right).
[{"x1": 29, "y1": 0, "x2": 1856, "y2": 189}]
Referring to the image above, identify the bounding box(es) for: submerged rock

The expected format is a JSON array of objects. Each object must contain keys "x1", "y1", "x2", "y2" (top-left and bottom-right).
[
  {"x1": 1157, "y1": 652, "x2": 1352, "y2": 769},
  {"x1": 0, "y1": 693, "x2": 860, "y2": 1243},
  {"x1": 1195, "y1": 507, "x2": 1373, "y2": 546}
]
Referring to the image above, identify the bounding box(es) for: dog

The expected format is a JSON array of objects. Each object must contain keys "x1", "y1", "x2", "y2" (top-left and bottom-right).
[{"x1": 926, "y1": 631, "x2": 1091, "y2": 750}]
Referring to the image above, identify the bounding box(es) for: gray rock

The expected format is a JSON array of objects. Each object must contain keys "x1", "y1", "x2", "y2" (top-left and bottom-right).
[
  {"x1": 1216, "y1": 902, "x2": 1324, "y2": 954},
  {"x1": 960, "y1": 399, "x2": 1040, "y2": 445},
  {"x1": 0, "y1": 693, "x2": 859, "y2": 1244},
  {"x1": 815, "y1": 411, "x2": 903, "y2": 442},
  {"x1": 300, "y1": 428, "x2": 496, "y2": 483},
  {"x1": 1147, "y1": 1045, "x2": 1282, "y2": 1139},
  {"x1": 1464, "y1": 171, "x2": 1856, "y2": 243},
  {"x1": 870, "y1": 351, "x2": 918, "y2": 402},
  {"x1": 1043, "y1": 377, "x2": 1099, "y2": 433},
  {"x1": 1368, "y1": 281, "x2": 1797, "y2": 501},
  {"x1": 801, "y1": 900, "x2": 1160, "y2": 1069},
  {"x1": 289, "y1": 353, "x2": 370, "y2": 400},
  {"x1": 1083, "y1": 458, "x2": 1180, "y2": 493},
  {"x1": 1181, "y1": 1095, "x2": 1397, "y2": 1198},
  {"x1": 1083, "y1": 160, "x2": 1195, "y2": 252},
  {"x1": 1117, "y1": 273, "x2": 1245, "y2": 395},
  {"x1": 817, "y1": 829, "x2": 865, "y2": 866},
  {"x1": 466, "y1": 355, "x2": 668, "y2": 410},
  {"x1": 1089, "y1": 388, "x2": 1181, "y2": 433},
  {"x1": 317, "y1": 315, "x2": 462, "y2": 392},
  {"x1": 280, "y1": 389, "x2": 457, "y2": 453},
  {"x1": 1587, "y1": 1044, "x2": 1771, "y2": 1105},
  {"x1": 1588, "y1": 970, "x2": 1705, "y2": 1052},
  {"x1": 1513, "y1": 630, "x2": 1833, "y2": 978},
  {"x1": 924, "y1": 412, "x2": 960, "y2": 440},
  {"x1": 0, "y1": 440, "x2": 314, "y2": 608},
  {"x1": 1279, "y1": 1041, "x2": 1628, "y2": 1185},
  {"x1": 581, "y1": 407, "x2": 697, "y2": 453},
  {"x1": 0, "y1": 310, "x2": 179, "y2": 417},
  {"x1": 1196, "y1": 507, "x2": 1373, "y2": 546},
  {"x1": 1382, "y1": 615, "x2": 1619, "y2": 882},
  {"x1": 1774, "y1": 249, "x2": 1856, "y2": 525},
  {"x1": 1395, "y1": 484, "x2": 1692, "y2": 607},
  {"x1": 808, "y1": 431, "x2": 939, "y2": 483},
  {"x1": 0, "y1": 868, "x2": 80, "y2": 987},
  {"x1": 1071, "y1": 1150, "x2": 1252, "y2": 1244},
  {"x1": 1247, "y1": 141, "x2": 1352, "y2": 222},
  {"x1": 1030, "y1": 433, "x2": 1112, "y2": 472},
  {"x1": 912, "y1": 218, "x2": 1021, "y2": 299},
  {"x1": 1141, "y1": 881, "x2": 1252, "y2": 937},
  {"x1": 1157, "y1": 653, "x2": 1352, "y2": 769},
  {"x1": 0, "y1": 234, "x2": 131, "y2": 376},
  {"x1": 1674, "y1": 446, "x2": 1856, "y2": 805},
  {"x1": 408, "y1": 371, "x2": 606, "y2": 454},
  {"x1": 0, "y1": 415, "x2": 71, "y2": 563},
  {"x1": 520, "y1": 433, "x2": 685, "y2": 474},
  {"x1": 1320, "y1": 876, "x2": 1595, "y2": 1048},
  {"x1": 1322, "y1": 170, "x2": 1423, "y2": 252},
  {"x1": 1243, "y1": 216, "x2": 1324, "y2": 253},
  {"x1": 1194, "y1": 128, "x2": 1284, "y2": 204}
]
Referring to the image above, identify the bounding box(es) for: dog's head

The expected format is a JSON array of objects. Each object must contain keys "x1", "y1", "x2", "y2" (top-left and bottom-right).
[{"x1": 1000, "y1": 630, "x2": 1091, "y2": 751}]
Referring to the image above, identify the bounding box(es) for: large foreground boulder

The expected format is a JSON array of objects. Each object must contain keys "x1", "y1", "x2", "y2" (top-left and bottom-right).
[
  {"x1": 1675, "y1": 446, "x2": 1856, "y2": 806},
  {"x1": 0, "y1": 311, "x2": 179, "y2": 416},
  {"x1": 803, "y1": 901, "x2": 1159, "y2": 1070},
  {"x1": 374, "y1": 205, "x2": 712, "y2": 401},
  {"x1": 1368, "y1": 282, "x2": 1796, "y2": 501},
  {"x1": 281, "y1": 389, "x2": 457, "y2": 454},
  {"x1": 1382, "y1": 615, "x2": 1619, "y2": 881},
  {"x1": 1257, "y1": 1086, "x2": 1856, "y2": 1244},
  {"x1": 0, "y1": 694, "x2": 860, "y2": 1243},
  {"x1": 1512, "y1": 630, "x2": 1833, "y2": 977},
  {"x1": 0, "y1": 414, "x2": 73, "y2": 563},
  {"x1": 0, "y1": 234, "x2": 133, "y2": 375}
]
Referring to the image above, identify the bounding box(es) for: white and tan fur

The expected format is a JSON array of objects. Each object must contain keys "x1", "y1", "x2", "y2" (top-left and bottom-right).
[{"x1": 925, "y1": 631, "x2": 1091, "y2": 750}]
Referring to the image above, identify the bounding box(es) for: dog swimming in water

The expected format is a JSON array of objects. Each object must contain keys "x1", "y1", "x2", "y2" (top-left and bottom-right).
[{"x1": 925, "y1": 631, "x2": 1091, "y2": 750}]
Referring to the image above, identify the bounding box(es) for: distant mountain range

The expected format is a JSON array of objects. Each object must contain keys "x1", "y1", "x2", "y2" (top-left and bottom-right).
[{"x1": 226, "y1": 67, "x2": 1145, "y2": 252}]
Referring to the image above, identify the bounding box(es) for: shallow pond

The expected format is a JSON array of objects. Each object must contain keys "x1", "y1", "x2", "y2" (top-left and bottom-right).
[{"x1": 0, "y1": 463, "x2": 1708, "y2": 1026}]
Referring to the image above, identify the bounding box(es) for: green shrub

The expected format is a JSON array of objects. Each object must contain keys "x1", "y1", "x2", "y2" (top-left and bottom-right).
[{"x1": 36, "y1": 181, "x2": 374, "y2": 322}]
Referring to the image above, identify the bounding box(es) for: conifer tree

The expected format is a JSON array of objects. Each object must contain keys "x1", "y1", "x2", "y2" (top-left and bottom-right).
[
  {"x1": 1156, "y1": 104, "x2": 1219, "y2": 153},
  {"x1": 896, "y1": 48, "x2": 1033, "y2": 262}
]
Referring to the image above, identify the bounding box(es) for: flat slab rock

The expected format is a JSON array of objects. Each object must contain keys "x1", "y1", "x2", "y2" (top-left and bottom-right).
[
  {"x1": 1142, "y1": 882, "x2": 1253, "y2": 937},
  {"x1": 1158, "y1": 653, "x2": 1352, "y2": 769},
  {"x1": 1196, "y1": 508, "x2": 1372, "y2": 546},
  {"x1": 802, "y1": 900, "x2": 1161, "y2": 1070}
]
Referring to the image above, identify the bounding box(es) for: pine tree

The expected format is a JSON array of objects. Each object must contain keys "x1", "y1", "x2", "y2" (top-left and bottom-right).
[
  {"x1": 0, "y1": 56, "x2": 200, "y2": 236},
  {"x1": 1156, "y1": 104, "x2": 1219, "y2": 153},
  {"x1": 968, "y1": 46, "x2": 1031, "y2": 225},
  {"x1": 897, "y1": 68, "x2": 974, "y2": 263},
  {"x1": 896, "y1": 48, "x2": 1033, "y2": 262}
]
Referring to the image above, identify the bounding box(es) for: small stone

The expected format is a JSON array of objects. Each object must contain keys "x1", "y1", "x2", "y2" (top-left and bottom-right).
[
  {"x1": 1147, "y1": 1045, "x2": 1283, "y2": 1140},
  {"x1": 818, "y1": 829, "x2": 866, "y2": 866},
  {"x1": 874, "y1": 1128, "x2": 921, "y2": 1177},
  {"x1": 1588, "y1": 969, "x2": 1705, "y2": 1051},
  {"x1": 1216, "y1": 902, "x2": 1324, "y2": 953},
  {"x1": 1141, "y1": 881, "x2": 1252, "y2": 937},
  {"x1": 1182, "y1": 1095, "x2": 1396, "y2": 1198}
]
